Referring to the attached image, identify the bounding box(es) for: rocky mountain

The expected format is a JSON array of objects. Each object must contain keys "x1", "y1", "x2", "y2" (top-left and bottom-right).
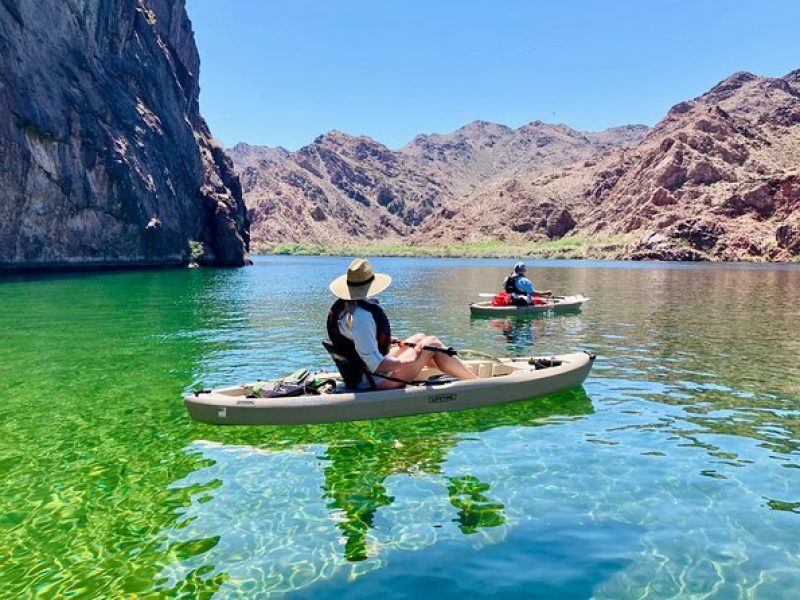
[
  {"x1": 420, "y1": 155, "x2": 622, "y2": 245},
  {"x1": 235, "y1": 131, "x2": 444, "y2": 247},
  {"x1": 424, "y1": 70, "x2": 800, "y2": 260},
  {"x1": 403, "y1": 120, "x2": 648, "y2": 197},
  {"x1": 233, "y1": 122, "x2": 648, "y2": 249},
  {"x1": 578, "y1": 70, "x2": 800, "y2": 261},
  {"x1": 235, "y1": 69, "x2": 799, "y2": 261},
  {"x1": 0, "y1": 0, "x2": 249, "y2": 273}
]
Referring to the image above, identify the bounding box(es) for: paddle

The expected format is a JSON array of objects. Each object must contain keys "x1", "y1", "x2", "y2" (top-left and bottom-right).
[
  {"x1": 477, "y1": 292, "x2": 564, "y2": 300},
  {"x1": 392, "y1": 338, "x2": 459, "y2": 356}
]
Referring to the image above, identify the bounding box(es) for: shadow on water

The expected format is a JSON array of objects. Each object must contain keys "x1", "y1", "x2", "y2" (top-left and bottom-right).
[{"x1": 153, "y1": 388, "x2": 601, "y2": 596}]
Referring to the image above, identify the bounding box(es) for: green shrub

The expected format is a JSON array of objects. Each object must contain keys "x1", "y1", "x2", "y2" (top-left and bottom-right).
[{"x1": 188, "y1": 239, "x2": 204, "y2": 261}]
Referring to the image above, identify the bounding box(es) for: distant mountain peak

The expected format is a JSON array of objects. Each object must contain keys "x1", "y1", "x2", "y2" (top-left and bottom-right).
[
  {"x1": 231, "y1": 141, "x2": 289, "y2": 154},
  {"x1": 458, "y1": 119, "x2": 511, "y2": 131},
  {"x1": 705, "y1": 71, "x2": 759, "y2": 98},
  {"x1": 313, "y1": 130, "x2": 381, "y2": 147},
  {"x1": 784, "y1": 68, "x2": 800, "y2": 83}
]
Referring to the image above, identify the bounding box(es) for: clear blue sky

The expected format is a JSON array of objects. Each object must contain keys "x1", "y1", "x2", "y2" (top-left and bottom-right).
[{"x1": 187, "y1": 0, "x2": 800, "y2": 150}]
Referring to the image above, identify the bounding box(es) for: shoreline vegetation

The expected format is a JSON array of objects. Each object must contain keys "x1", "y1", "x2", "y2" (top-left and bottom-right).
[
  {"x1": 256, "y1": 235, "x2": 636, "y2": 260},
  {"x1": 254, "y1": 236, "x2": 800, "y2": 262}
]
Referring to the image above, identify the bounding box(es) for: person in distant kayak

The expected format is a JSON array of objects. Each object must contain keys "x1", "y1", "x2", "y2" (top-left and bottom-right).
[
  {"x1": 502, "y1": 262, "x2": 552, "y2": 306},
  {"x1": 326, "y1": 258, "x2": 477, "y2": 390}
]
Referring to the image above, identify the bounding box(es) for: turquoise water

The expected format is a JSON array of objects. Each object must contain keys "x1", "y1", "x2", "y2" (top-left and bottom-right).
[{"x1": 0, "y1": 256, "x2": 799, "y2": 598}]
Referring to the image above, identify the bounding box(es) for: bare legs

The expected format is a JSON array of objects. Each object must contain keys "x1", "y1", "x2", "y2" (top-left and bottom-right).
[
  {"x1": 417, "y1": 335, "x2": 477, "y2": 380},
  {"x1": 376, "y1": 333, "x2": 477, "y2": 390}
]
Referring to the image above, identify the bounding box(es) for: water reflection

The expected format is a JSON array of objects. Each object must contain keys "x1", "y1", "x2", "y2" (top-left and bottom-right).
[
  {"x1": 468, "y1": 315, "x2": 588, "y2": 355},
  {"x1": 488, "y1": 318, "x2": 538, "y2": 346},
  {"x1": 156, "y1": 389, "x2": 593, "y2": 595},
  {"x1": 321, "y1": 439, "x2": 509, "y2": 562},
  {"x1": 446, "y1": 475, "x2": 506, "y2": 535}
]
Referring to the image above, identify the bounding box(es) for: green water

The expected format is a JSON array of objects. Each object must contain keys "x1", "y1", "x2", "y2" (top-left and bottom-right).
[{"x1": 1, "y1": 256, "x2": 799, "y2": 598}]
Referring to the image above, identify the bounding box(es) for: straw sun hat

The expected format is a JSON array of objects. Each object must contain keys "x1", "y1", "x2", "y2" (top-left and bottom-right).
[{"x1": 329, "y1": 258, "x2": 392, "y2": 300}]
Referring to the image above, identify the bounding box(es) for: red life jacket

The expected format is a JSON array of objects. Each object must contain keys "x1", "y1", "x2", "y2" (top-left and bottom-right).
[
  {"x1": 326, "y1": 299, "x2": 392, "y2": 388},
  {"x1": 492, "y1": 292, "x2": 512, "y2": 306}
]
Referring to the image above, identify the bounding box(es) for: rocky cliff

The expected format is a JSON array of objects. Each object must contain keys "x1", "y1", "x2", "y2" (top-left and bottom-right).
[
  {"x1": 0, "y1": 0, "x2": 249, "y2": 272},
  {"x1": 233, "y1": 122, "x2": 648, "y2": 249},
  {"x1": 425, "y1": 70, "x2": 800, "y2": 260},
  {"x1": 577, "y1": 71, "x2": 800, "y2": 261}
]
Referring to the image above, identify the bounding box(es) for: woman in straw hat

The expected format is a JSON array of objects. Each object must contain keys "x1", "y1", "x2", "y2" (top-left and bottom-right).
[{"x1": 326, "y1": 258, "x2": 477, "y2": 389}]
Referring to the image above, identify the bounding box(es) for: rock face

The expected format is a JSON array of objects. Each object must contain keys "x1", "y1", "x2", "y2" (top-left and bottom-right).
[
  {"x1": 578, "y1": 70, "x2": 800, "y2": 261},
  {"x1": 233, "y1": 122, "x2": 648, "y2": 249},
  {"x1": 234, "y1": 131, "x2": 446, "y2": 247},
  {"x1": 0, "y1": 0, "x2": 249, "y2": 272}
]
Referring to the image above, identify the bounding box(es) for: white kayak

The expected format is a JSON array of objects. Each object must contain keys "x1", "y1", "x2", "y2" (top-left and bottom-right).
[
  {"x1": 184, "y1": 352, "x2": 595, "y2": 426},
  {"x1": 469, "y1": 294, "x2": 589, "y2": 316}
]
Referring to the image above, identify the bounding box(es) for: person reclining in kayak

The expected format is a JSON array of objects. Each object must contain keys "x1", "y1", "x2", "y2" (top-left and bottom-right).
[
  {"x1": 327, "y1": 258, "x2": 477, "y2": 390},
  {"x1": 502, "y1": 262, "x2": 553, "y2": 306}
]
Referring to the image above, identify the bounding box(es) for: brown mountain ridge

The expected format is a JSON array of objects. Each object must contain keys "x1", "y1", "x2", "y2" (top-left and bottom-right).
[
  {"x1": 233, "y1": 121, "x2": 648, "y2": 249},
  {"x1": 578, "y1": 70, "x2": 800, "y2": 261},
  {"x1": 233, "y1": 69, "x2": 800, "y2": 261}
]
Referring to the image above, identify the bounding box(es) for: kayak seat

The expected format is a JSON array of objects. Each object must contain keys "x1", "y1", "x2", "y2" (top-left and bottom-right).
[
  {"x1": 322, "y1": 339, "x2": 369, "y2": 389},
  {"x1": 322, "y1": 340, "x2": 348, "y2": 364},
  {"x1": 322, "y1": 339, "x2": 421, "y2": 390}
]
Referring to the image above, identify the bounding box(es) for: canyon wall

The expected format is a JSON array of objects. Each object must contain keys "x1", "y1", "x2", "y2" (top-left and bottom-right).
[{"x1": 0, "y1": 0, "x2": 249, "y2": 272}]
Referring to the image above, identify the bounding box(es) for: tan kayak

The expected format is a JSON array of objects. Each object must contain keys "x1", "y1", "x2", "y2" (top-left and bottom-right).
[
  {"x1": 469, "y1": 294, "x2": 589, "y2": 317},
  {"x1": 184, "y1": 352, "x2": 595, "y2": 426}
]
